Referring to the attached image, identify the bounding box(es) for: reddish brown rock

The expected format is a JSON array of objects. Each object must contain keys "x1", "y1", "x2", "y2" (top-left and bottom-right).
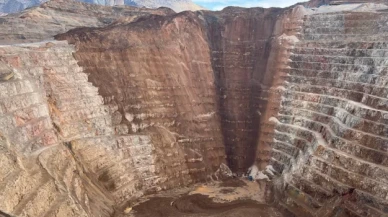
[
  {"x1": 0, "y1": 0, "x2": 174, "y2": 44},
  {"x1": 57, "y1": 11, "x2": 228, "y2": 186},
  {"x1": 56, "y1": 7, "x2": 293, "y2": 175},
  {"x1": 202, "y1": 7, "x2": 286, "y2": 173},
  {"x1": 0, "y1": 1, "x2": 388, "y2": 217}
]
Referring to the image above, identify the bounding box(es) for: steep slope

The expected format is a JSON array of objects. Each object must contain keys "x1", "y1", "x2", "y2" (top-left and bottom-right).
[
  {"x1": 0, "y1": 41, "x2": 117, "y2": 217},
  {"x1": 202, "y1": 7, "x2": 286, "y2": 172},
  {"x1": 56, "y1": 11, "x2": 228, "y2": 186},
  {"x1": 56, "y1": 3, "x2": 388, "y2": 216},
  {"x1": 0, "y1": 0, "x2": 173, "y2": 44},
  {"x1": 305, "y1": 0, "x2": 388, "y2": 7},
  {"x1": 0, "y1": 0, "x2": 203, "y2": 14},
  {"x1": 55, "y1": 6, "x2": 298, "y2": 175},
  {"x1": 266, "y1": 9, "x2": 388, "y2": 217},
  {"x1": 0, "y1": 1, "x2": 388, "y2": 217}
]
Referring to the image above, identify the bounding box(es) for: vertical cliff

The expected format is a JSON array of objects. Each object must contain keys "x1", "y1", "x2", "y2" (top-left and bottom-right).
[
  {"x1": 1, "y1": 1, "x2": 388, "y2": 217},
  {"x1": 57, "y1": 12, "x2": 228, "y2": 191},
  {"x1": 255, "y1": 5, "x2": 306, "y2": 172},
  {"x1": 203, "y1": 7, "x2": 285, "y2": 173},
  {"x1": 57, "y1": 6, "x2": 304, "y2": 175}
]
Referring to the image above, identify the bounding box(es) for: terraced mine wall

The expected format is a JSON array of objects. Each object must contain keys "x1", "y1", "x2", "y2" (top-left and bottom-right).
[
  {"x1": 1, "y1": 2, "x2": 388, "y2": 217},
  {"x1": 305, "y1": 0, "x2": 388, "y2": 7},
  {"x1": 268, "y1": 12, "x2": 388, "y2": 216},
  {"x1": 0, "y1": 41, "x2": 116, "y2": 217}
]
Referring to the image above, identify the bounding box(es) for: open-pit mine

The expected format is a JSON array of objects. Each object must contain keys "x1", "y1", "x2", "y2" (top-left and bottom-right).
[{"x1": 0, "y1": 0, "x2": 387, "y2": 216}]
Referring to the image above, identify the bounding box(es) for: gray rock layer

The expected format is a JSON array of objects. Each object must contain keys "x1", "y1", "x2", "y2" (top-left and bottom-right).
[{"x1": 268, "y1": 11, "x2": 388, "y2": 217}]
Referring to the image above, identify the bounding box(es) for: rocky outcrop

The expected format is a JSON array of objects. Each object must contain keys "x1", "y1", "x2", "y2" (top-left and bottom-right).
[
  {"x1": 255, "y1": 5, "x2": 306, "y2": 172},
  {"x1": 1, "y1": 1, "x2": 388, "y2": 217},
  {"x1": 202, "y1": 7, "x2": 287, "y2": 173},
  {"x1": 0, "y1": 0, "x2": 202, "y2": 14},
  {"x1": 56, "y1": 11, "x2": 228, "y2": 188},
  {"x1": 0, "y1": 41, "x2": 116, "y2": 217},
  {"x1": 56, "y1": 6, "x2": 296, "y2": 175},
  {"x1": 0, "y1": 0, "x2": 173, "y2": 44}
]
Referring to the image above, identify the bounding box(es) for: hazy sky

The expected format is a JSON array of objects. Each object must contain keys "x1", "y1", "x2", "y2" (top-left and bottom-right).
[{"x1": 192, "y1": 0, "x2": 306, "y2": 10}]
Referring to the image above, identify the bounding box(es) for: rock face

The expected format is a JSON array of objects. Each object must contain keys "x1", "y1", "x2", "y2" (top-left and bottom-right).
[
  {"x1": 304, "y1": 0, "x2": 388, "y2": 7},
  {"x1": 55, "y1": 6, "x2": 295, "y2": 176},
  {"x1": 0, "y1": 1, "x2": 388, "y2": 217},
  {"x1": 267, "y1": 10, "x2": 388, "y2": 216},
  {"x1": 202, "y1": 7, "x2": 285, "y2": 173},
  {"x1": 0, "y1": 0, "x2": 202, "y2": 14},
  {"x1": 0, "y1": 0, "x2": 174, "y2": 44},
  {"x1": 57, "y1": 11, "x2": 228, "y2": 190},
  {"x1": 0, "y1": 41, "x2": 116, "y2": 217}
]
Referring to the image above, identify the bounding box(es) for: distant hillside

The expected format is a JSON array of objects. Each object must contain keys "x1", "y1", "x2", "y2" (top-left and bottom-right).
[
  {"x1": 304, "y1": 0, "x2": 388, "y2": 7},
  {"x1": 0, "y1": 0, "x2": 204, "y2": 13},
  {"x1": 0, "y1": 0, "x2": 174, "y2": 44}
]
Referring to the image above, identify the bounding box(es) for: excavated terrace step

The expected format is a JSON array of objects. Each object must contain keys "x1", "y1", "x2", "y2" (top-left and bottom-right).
[
  {"x1": 275, "y1": 114, "x2": 388, "y2": 167},
  {"x1": 285, "y1": 84, "x2": 388, "y2": 111},
  {"x1": 272, "y1": 131, "x2": 388, "y2": 182},
  {"x1": 291, "y1": 54, "x2": 388, "y2": 65},
  {"x1": 309, "y1": 156, "x2": 388, "y2": 200},
  {"x1": 278, "y1": 109, "x2": 388, "y2": 153},
  {"x1": 280, "y1": 94, "x2": 388, "y2": 127},
  {"x1": 283, "y1": 68, "x2": 388, "y2": 86},
  {"x1": 286, "y1": 75, "x2": 388, "y2": 98},
  {"x1": 284, "y1": 68, "x2": 388, "y2": 82},
  {"x1": 280, "y1": 98, "x2": 388, "y2": 137},
  {"x1": 289, "y1": 175, "x2": 334, "y2": 204},
  {"x1": 303, "y1": 27, "x2": 388, "y2": 35},
  {"x1": 290, "y1": 47, "x2": 388, "y2": 57},
  {"x1": 285, "y1": 81, "x2": 388, "y2": 109},
  {"x1": 289, "y1": 61, "x2": 388, "y2": 75},
  {"x1": 305, "y1": 12, "x2": 388, "y2": 21},
  {"x1": 303, "y1": 33, "x2": 388, "y2": 41},
  {"x1": 296, "y1": 41, "x2": 388, "y2": 49},
  {"x1": 274, "y1": 117, "x2": 388, "y2": 167}
]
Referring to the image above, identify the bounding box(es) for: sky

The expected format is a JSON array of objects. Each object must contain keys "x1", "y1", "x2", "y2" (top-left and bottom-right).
[{"x1": 192, "y1": 0, "x2": 307, "y2": 11}]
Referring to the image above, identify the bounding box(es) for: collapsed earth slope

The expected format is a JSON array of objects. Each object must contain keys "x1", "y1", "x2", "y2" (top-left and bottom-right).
[{"x1": 0, "y1": 1, "x2": 387, "y2": 217}]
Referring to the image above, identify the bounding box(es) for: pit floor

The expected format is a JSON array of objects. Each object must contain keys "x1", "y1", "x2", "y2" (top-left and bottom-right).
[{"x1": 117, "y1": 178, "x2": 284, "y2": 217}]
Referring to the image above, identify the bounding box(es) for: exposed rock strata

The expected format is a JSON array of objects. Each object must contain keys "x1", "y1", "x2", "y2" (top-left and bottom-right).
[
  {"x1": 0, "y1": 1, "x2": 388, "y2": 217},
  {"x1": 255, "y1": 5, "x2": 306, "y2": 172},
  {"x1": 0, "y1": 0, "x2": 173, "y2": 44},
  {"x1": 56, "y1": 6, "x2": 298, "y2": 174},
  {"x1": 267, "y1": 10, "x2": 388, "y2": 217},
  {"x1": 57, "y1": 12, "x2": 228, "y2": 188},
  {"x1": 0, "y1": 41, "x2": 116, "y2": 216},
  {"x1": 305, "y1": 0, "x2": 388, "y2": 7},
  {"x1": 202, "y1": 7, "x2": 285, "y2": 173}
]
